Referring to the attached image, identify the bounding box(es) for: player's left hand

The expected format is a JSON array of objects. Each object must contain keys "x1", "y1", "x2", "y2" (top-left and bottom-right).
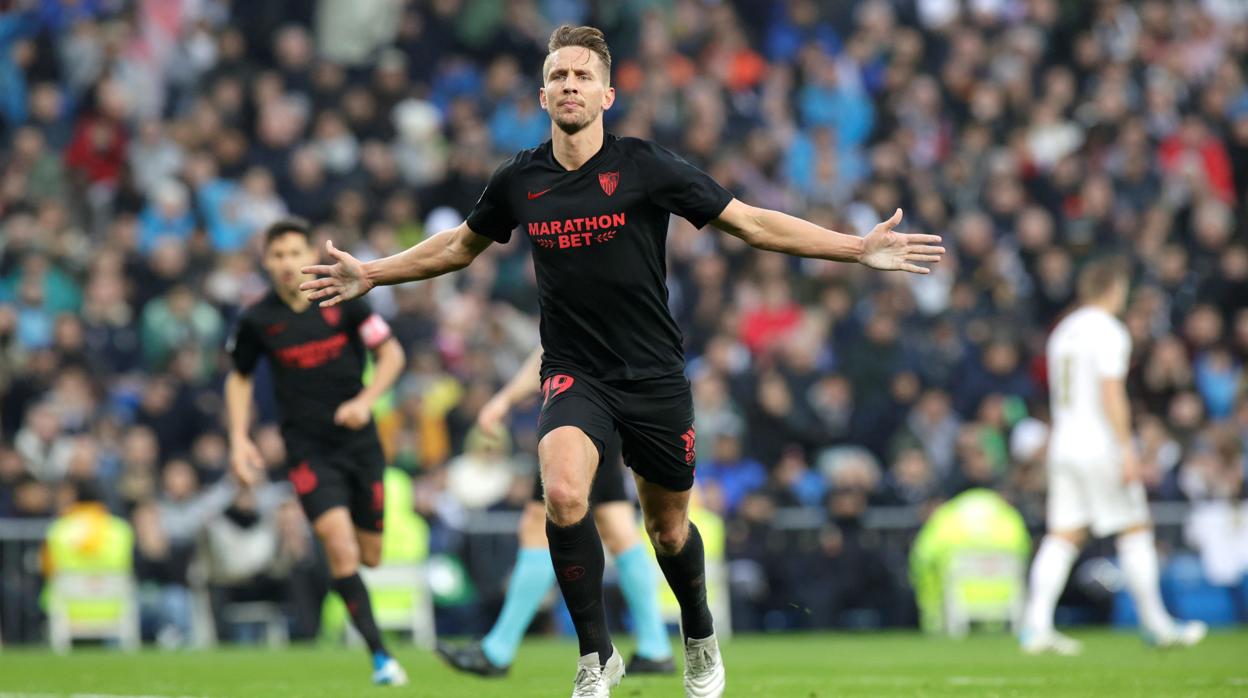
[
  {"x1": 334, "y1": 398, "x2": 372, "y2": 430},
  {"x1": 859, "y1": 209, "x2": 945, "y2": 274}
]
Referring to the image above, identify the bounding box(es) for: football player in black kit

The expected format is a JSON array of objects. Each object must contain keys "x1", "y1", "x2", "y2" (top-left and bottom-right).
[
  {"x1": 225, "y1": 220, "x2": 409, "y2": 686},
  {"x1": 301, "y1": 25, "x2": 944, "y2": 698}
]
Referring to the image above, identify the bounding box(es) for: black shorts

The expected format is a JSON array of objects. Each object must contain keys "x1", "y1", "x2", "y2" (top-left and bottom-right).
[
  {"x1": 531, "y1": 430, "x2": 630, "y2": 504},
  {"x1": 284, "y1": 431, "x2": 386, "y2": 533},
  {"x1": 537, "y1": 368, "x2": 696, "y2": 492}
]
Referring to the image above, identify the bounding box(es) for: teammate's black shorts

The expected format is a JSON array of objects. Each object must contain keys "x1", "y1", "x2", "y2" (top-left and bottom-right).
[
  {"x1": 284, "y1": 430, "x2": 386, "y2": 533},
  {"x1": 531, "y1": 430, "x2": 629, "y2": 504},
  {"x1": 537, "y1": 369, "x2": 696, "y2": 492}
]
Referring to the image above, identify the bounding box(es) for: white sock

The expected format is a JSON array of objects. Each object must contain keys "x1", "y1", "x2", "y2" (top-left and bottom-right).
[
  {"x1": 1024, "y1": 535, "x2": 1079, "y2": 634},
  {"x1": 1117, "y1": 530, "x2": 1173, "y2": 634}
]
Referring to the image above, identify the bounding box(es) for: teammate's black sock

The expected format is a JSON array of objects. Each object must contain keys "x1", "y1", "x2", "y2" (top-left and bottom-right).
[
  {"x1": 332, "y1": 573, "x2": 388, "y2": 658},
  {"x1": 655, "y1": 522, "x2": 714, "y2": 640},
  {"x1": 547, "y1": 512, "x2": 612, "y2": 662}
]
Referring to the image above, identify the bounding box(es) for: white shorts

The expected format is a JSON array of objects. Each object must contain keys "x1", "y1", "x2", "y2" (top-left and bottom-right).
[{"x1": 1046, "y1": 455, "x2": 1149, "y2": 537}]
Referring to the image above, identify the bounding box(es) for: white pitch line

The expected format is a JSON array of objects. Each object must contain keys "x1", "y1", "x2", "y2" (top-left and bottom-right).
[
  {"x1": 0, "y1": 693, "x2": 203, "y2": 698},
  {"x1": 946, "y1": 676, "x2": 1048, "y2": 686}
]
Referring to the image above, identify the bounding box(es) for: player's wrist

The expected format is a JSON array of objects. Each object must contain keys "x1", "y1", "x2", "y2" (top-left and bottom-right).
[
  {"x1": 360, "y1": 259, "x2": 379, "y2": 291},
  {"x1": 847, "y1": 234, "x2": 866, "y2": 264}
]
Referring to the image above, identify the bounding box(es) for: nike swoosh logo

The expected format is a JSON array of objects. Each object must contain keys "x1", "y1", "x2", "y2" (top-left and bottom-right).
[{"x1": 528, "y1": 188, "x2": 552, "y2": 200}]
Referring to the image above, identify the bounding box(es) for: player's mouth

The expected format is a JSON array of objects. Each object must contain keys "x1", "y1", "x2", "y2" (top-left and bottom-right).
[{"x1": 559, "y1": 100, "x2": 582, "y2": 109}]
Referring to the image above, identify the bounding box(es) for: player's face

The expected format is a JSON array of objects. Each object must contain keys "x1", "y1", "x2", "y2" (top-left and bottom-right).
[
  {"x1": 263, "y1": 233, "x2": 317, "y2": 295},
  {"x1": 539, "y1": 47, "x2": 615, "y2": 135}
]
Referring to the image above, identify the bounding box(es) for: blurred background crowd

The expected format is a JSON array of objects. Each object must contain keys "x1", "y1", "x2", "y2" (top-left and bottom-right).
[{"x1": 1, "y1": 0, "x2": 1246, "y2": 645}]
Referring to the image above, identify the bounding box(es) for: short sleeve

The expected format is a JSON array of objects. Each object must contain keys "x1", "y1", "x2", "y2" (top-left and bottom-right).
[
  {"x1": 636, "y1": 140, "x2": 733, "y2": 229},
  {"x1": 343, "y1": 298, "x2": 392, "y2": 350},
  {"x1": 1095, "y1": 321, "x2": 1131, "y2": 379},
  {"x1": 465, "y1": 155, "x2": 520, "y2": 243},
  {"x1": 226, "y1": 314, "x2": 262, "y2": 375}
]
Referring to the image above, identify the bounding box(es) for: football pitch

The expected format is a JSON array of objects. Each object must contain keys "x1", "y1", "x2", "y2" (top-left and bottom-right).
[{"x1": 1, "y1": 630, "x2": 1245, "y2": 697}]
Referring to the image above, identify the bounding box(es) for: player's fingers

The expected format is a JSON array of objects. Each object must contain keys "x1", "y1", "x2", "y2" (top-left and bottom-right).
[
  {"x1": 885, "y1": 208, "x2": 902, "y2": 229},
  {"x1": 908, "y1": 244, "x2": 945, "y2": 255},
  {"x1": 319, "y1": 295, "x2": 343, "y2": 307},
  {"x1": 301, "y1": 264, "x2": 335, "y2": 278},
  {"x1": 299, "y1": 277, "x2": 335, "y2": 291},
  {"x1": 306, "y1": 286, "x2": 339, "y2": 301},
  {"x1": 326, "y1": 239, "x2": 353, "y2": 263},
  {"x1": 900, "y1": 263, "x2": 931, "y2": 274},
  {"x1": 903, "y1": 233, "x2": 942, "y2": 245},
  {"x1": 907, "y1": 254, "x2": 942, "y2": 262}
]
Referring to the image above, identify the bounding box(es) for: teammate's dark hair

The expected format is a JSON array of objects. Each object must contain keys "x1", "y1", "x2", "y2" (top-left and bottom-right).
[
  {"x1": 546, "y1": 25, "x2": 611, "y2": 83},
  {"x1": 264, "y1": 218, "x2": 311, "y2": 248},
  {"x1": 1078, "y1": 257, "x2": 1129, "y2": 303}
]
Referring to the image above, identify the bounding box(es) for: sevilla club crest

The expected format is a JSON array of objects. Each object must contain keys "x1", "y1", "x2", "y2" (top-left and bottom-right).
[
  {"x1": 320, "y1": 305, "x2": 342, "y2": 327},
  {"x1": 598, "y1": 171, "x2": 619, "y2": 196}
]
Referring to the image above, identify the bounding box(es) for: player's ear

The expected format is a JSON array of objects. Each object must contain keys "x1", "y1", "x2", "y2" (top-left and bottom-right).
[
  {"x1": 539, "y1": 86, "x2": 548, "y2": 111},
  {"x1": 602, "y1": 85, "x2": 615, "y2": 111}
]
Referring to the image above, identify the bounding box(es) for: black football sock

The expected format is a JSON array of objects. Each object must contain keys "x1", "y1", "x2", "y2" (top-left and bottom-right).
[
  {"x1": 332, "y1": 573, "x2": 388, "y2": 658},
  {"x1": 547, "y1": 512, "x2": 613, "y2": 662},
  {"x1": 655, "y1": 522, "x2": 714, "y2": 640}
]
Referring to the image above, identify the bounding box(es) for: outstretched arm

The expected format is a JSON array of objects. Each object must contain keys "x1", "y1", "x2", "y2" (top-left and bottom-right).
[
  {"x1": 300, "y1": 222, "x2": 495, "y2": 306},
  {"x1": 712, "y1": 200, "x2": 944, "y2": 274},
  {"x1": 477, "y1": 345, "x2": 544, "y2": 436}
]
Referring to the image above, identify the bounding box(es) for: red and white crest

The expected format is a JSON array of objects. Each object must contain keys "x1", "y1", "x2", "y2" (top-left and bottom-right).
[
  {"x1": 320, "y1": 305, "x2": 342, "y2": 327},
  {"x1": 598, "y1": 171, "x2": 619, "y2": 196}
]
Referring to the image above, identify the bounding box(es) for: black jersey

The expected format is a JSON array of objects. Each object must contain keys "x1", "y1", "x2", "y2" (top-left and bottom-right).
[
  {"x1": 227, "y1": 291, "x2": 392, "y2": 443},
  {"x1": 466, "y1": 133, "x2": 733, "y2": 383}
]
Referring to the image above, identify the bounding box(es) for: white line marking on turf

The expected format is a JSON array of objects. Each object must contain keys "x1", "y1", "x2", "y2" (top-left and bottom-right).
[
  {"x1": 0, "y1": 693, "x2": 203, "y2": 698},
  {"x1": 947, "y1": 676, "x2": 1047, "y2": 686}
]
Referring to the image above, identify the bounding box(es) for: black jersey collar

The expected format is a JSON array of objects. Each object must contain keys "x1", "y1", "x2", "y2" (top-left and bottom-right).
[{"x1": 544, "y1": 131, "x2": 616, "y2": 173}]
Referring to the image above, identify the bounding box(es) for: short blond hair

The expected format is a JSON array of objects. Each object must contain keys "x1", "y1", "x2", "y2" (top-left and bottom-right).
[{"x1": 545, "y1": 24, "x2": 612, "y2": 84}]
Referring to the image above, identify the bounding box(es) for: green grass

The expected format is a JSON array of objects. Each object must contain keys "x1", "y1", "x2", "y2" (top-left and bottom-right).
[{"x1": 1, "y1": 630, "x2": 1245, "y2": 697}]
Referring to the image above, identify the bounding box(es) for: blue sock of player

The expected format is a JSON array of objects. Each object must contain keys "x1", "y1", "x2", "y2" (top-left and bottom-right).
[
  {"x1": 481, "y1": 547, "x2": 556, "y2": 667},
  {"x1": 615, "y1": 543, "x2": 672, "y2": 660}
]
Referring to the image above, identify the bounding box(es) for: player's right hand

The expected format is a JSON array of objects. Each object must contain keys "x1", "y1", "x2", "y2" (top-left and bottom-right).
[
  {"x1": 476, "y1": 393, "x2": 512, "y2": 437},
  {"x1": 300, "y1": 240, "x2": 372, "y2": 307},
  {"x1": 230, "y1": 438, "x2": 264, "y2": 487}
]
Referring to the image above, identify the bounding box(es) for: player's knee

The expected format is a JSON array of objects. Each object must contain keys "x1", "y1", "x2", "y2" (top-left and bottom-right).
[
  {"x1": 646, "y1": 518, "x2": 689, "y2": 556},
  {"x1": 595, "y1": 509, "x2": 639, "y2": 554},
  {"x1": 545, "y1": 481, "x2": 589, "y2": 525},
  {"x1": 322, "y1": 535, "x2": 360, "y2": 576},
  {"x1": 518, "y1": 504, "x2": 549, "y2": 547},
  {"x1": 598, "y1": 523, "x2": 636, "y2": 555},
  {"x1": 358, "y1": 545, "x2": 381, "y2": 568}
]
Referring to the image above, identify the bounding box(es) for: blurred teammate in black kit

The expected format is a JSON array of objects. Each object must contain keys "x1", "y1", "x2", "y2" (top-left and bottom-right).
[
  {"x1": 301, "y1": 25, "x2": 943, "y2": 698},
  {"x1": 225, "y1": 220, "x2": 409, "y2": 686}
]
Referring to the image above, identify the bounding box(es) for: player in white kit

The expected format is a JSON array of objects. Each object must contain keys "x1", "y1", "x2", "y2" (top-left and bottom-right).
[{"x1": 1020, "y1": 259, "x2": 1206, "y2": 655}]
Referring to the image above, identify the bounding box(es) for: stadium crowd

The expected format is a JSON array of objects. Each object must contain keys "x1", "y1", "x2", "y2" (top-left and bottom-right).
[{"x1": 1, "y1": 0, "x2": 1246, "y2": 642}]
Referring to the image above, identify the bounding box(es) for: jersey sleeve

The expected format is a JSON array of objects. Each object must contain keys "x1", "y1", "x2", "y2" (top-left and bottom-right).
[
  {"x1": 637, "y1": 140, "x2": 733, "y2": 229},
  {"x1": 1095, "y1": 321, "x2": 1131, "y2": 379},
  {"x1": 344, "y1": 298, "x2": 393, "y2": 350},
  {"x1": 465, "y1": 155, "x2": 520, "y2": 243},
  {"x1": 226, "y1": 313, "x2": 263, "y2": 375}
]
